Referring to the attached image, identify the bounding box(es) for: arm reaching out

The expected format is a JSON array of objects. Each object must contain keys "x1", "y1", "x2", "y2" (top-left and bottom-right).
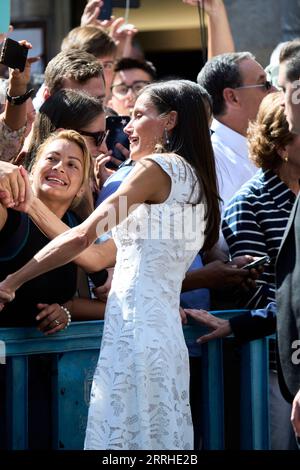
[
  {"x1": 0, "y1": 164, "x2": 116, "y2": 272},
  {"x1": 0, "y1": 158, "x2": 171, "y2": 306},
  {"x1": 183, "y1": 0, "x2": 235, "y2": 58}
]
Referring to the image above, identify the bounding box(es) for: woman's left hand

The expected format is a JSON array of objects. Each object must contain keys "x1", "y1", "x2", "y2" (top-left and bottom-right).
[
  {"x1": 36, "y1": 303, "x2": 68, "y2": 335},
  {"x1": 185, "y1": 308, "x2": 232, "y2": 343}
]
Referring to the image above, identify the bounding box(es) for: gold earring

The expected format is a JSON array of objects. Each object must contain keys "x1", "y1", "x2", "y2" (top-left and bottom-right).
[{"x1": 284, "y1": 155, "x2": 289, "y2": 162}]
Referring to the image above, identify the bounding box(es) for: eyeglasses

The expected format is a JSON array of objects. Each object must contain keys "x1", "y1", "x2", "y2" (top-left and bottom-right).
[
  {"x1": 235, "y1": 80, "x2": 273, "y2": 91},
  {"x1": 102, "y1": 60, "x2": 115, "y2": 71},
  {"x1": 79, "y1": 130, "x2": 107, "y2": 147},
  {"x1": 111, "y1": 80, "x2": 150, "y2": 98}
]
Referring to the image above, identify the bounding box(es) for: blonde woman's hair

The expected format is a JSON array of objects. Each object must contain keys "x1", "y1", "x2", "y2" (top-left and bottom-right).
[
  {"x1": 34, "y1": 129, "x2": 92, "y2": 186},
  {"x1": 248, "y1": 92, "x2": 294, "y2": 170}
]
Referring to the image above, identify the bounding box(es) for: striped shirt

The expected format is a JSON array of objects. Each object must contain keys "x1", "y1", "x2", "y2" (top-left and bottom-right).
[{"x1": 222, "y1": 169, "x2": 296, "y2": 308}]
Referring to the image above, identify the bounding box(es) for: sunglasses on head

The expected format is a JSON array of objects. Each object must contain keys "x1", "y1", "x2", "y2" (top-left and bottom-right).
[{"x1": 79, "y1": 130, "x2": 107, "y2": 147}]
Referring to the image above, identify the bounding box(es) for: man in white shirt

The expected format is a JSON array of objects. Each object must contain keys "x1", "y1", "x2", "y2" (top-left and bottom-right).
[{"x1": 198, "y1": 52, "x2": 275, "y2": 211}]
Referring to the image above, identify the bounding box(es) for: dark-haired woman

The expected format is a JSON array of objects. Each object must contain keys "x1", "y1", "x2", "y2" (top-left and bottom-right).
[{"x1": 0, "y1": 80, "x2": 220, "y2": 449}]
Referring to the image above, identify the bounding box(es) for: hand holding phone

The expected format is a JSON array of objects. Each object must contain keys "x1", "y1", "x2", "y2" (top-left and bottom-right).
[
  {"x1": 105, "y1": 115, "x2": 130, "y2": 168},
  {"x1": 0, "y1": 38, "x2": 28, "y2": 72},
  {"x1": 242, "y1": 256, "x2": 270, "y2": 270},
  {"x1": 98, "y1": 0, "x2": 113, "y2": 20}
]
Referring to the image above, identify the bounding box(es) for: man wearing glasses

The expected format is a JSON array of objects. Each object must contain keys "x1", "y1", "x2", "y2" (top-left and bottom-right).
[
  {"x1": 108, "y1": 58, "x2": 157, "y2": 116},
  {"x1": 197, "y1": 52, "x2": 275, "y2": 211}
]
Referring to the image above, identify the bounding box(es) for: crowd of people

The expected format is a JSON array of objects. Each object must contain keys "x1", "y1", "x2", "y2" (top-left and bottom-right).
[{"x1": 0, "y1": 0, "x2": 299, "y2": 452}]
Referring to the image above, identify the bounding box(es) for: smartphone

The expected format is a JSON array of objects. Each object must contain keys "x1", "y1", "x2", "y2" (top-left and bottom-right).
[
  {"x1": 0, "y1": 0, "x2": 10, "y2": 35},
  {"x1": 105, "y1": 115, "x2": 130, "y2": 168},
  {"x1": 98, "y1": 0, "x2": 113, "y2": 20},
  {"x1": 242, "y1": 256, "x2": 271, "y2": 270},
  {"x1": 0, "y1": 38, "x2": 28, "y2": 72}
]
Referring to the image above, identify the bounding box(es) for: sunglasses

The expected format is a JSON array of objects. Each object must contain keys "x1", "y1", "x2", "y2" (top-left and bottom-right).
[
  {"x1": 79, "y1": 130, "x2": 107, "y2": 147},
  {"x1": 235, "y1": 80, "x2": 273, "y2": 92}
]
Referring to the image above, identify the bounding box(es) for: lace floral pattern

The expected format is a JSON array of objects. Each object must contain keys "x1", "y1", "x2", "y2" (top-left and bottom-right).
[
  {"x1": 0, "y1": 118, "x2": 26, "y2": 162},
  {"x1": 85, "y1": 154, "x2": 203, "y2": 450}
]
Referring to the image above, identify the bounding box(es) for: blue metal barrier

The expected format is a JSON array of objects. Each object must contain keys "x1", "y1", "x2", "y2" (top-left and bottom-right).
[{"x1": 0, "y1": 310, "x2": 270, "y2": 450}]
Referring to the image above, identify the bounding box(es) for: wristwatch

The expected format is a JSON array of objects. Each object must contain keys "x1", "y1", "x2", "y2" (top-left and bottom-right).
[{"x1": 6, "y1": 88, "x2": 34, "y2": 105}]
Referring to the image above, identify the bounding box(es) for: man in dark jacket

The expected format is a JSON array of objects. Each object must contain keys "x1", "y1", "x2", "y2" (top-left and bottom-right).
[{"x1": 277, "y1": 40, "x2": 300, "y2": 437}]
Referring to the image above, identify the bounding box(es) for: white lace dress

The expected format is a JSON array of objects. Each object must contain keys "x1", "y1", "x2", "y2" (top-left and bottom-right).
[{"x1": 85, "y1": 154, "x2": 204, "y2": 450}]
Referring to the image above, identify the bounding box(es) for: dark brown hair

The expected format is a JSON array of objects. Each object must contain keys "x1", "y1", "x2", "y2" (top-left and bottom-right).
[
  {"x1": 143, "y1": 80, "x2": 220, "y2": 251},
  {"x1": 44, "y1": 50, "x2": 104, "y2": 95},
  {"x1": 61, "y1": 26, "x2": 117, "y2": 59}
]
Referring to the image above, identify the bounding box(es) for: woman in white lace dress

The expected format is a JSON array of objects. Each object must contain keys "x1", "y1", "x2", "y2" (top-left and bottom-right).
[{"x1": 0, "y1": 80, "x2": 220, "y2": 450}]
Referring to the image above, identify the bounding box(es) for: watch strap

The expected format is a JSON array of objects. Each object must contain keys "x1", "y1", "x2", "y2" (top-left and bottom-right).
[{"x1": 6, "y1": 88, "x2": 34, "y2": 105}]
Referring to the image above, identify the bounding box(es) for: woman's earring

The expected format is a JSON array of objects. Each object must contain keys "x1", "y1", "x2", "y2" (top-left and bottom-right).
[
  {"x1": 164, "y1": 128, "x2": 170, "y2": 146},
  {"x1": 284, "y1": 154, "x2": 289, "y2": 162}
]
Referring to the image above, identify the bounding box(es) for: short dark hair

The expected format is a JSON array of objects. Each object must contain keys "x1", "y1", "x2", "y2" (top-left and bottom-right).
[
  {"x1": 114, "y1": 57, "x2": 157, "y2": 81},
  {"x1": 61, "y1": 26, "x2": 117, "y2": 58},
  {"x1": 197, "y1": 52, "x2": 255, "y2": 116},
  {"x1": 279, "y1": 39, "x2": 300, "y2": 64},
  {"x1": 44, "y1": 50, "x2": 104, "y2": 94},
  {"x1": 279, "y1": 40, "x2": 300, "y2": 82},
  {"x1": 25, "y1": 89, "x2": 104, "y2": 168},
  {"x1": 284, "y1": 52, "x2": 300, "y2": 82}
]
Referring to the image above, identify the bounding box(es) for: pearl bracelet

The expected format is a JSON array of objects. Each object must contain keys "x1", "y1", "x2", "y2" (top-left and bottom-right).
[{"x1": 60, "y1": 305, "x2": 72, "y2": 329}]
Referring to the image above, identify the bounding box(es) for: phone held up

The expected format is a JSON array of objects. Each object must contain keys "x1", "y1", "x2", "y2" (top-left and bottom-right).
[
  {"x1": 105, "y1": 115, "x2": 130, "y2": 169},
  {"x1": 98, "y1": 0, "x2": 113, "y2": 20},
  {"x1": 242, "y1": 255, "x2": 271, "y2": 270},
  {"x1": 0, "y1": 38, "x2": 28, "y2": 72}
]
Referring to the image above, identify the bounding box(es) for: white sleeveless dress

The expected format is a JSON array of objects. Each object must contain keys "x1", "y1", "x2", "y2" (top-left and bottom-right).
[{"x1": 85, "y1": 154, "x2": 204, "y2": 450}]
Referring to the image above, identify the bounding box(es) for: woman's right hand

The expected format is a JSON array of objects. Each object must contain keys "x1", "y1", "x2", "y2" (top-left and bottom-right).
[
  {"x1": 0, "y1": 161, "x2": 26, "y2": 207},
  {"x1": 0, "y1": 163, "x2": 33, "y2": 212},
  {"x1": 0, "y1": 279, "x2": 15, "y2": 311},
  {"x1": 94, "y1": 152, "x2": 119, "y2": 189}
]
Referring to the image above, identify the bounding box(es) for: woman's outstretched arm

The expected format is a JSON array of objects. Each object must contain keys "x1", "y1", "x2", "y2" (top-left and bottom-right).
[{"x1": 0, "y1": 159, "x2": 170, "y2": 305}]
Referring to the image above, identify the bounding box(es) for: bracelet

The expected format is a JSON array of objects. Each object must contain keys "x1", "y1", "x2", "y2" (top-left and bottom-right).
[
  {"x1": 60, "y1": 305, "x2": 72, "y2": 329},
  {"x1": 6, "y1": 88, "x2": 34, "y2": 105}
]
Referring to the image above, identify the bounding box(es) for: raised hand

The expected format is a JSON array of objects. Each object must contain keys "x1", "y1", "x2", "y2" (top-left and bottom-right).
[
  {"x1": 80, "y1": 0, "x2": 106, "y2": 27},
  {"x1": 110, "y1": 18, "x2": 138, "y2": 57},
  {"x1": 0, "y1": 161, "x2": 26, "y2": 207},
  {"x1": 94, "y1": 151, "x2": 120, "y2": 189},
  {"x1": 182, "y1": 0, "x2": 223, "y2": 16},
  {"x1": 8, "y1": 41, "x2": 39, "y2": 93}
]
